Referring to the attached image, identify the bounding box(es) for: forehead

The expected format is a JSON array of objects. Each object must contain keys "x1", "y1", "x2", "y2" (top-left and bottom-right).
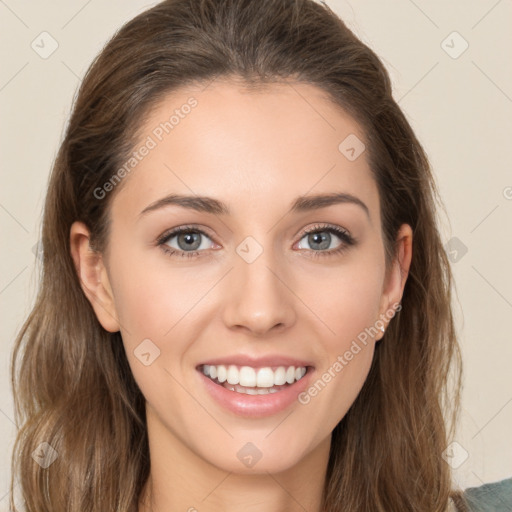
[{"x1": 111, "y1": 79, "x2": 379, "y2": 225}]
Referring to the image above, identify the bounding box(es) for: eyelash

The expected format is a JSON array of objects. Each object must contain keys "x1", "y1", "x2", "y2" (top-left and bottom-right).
[{"x1": 156, "y1": 223, "x2": 357, "y2": 260}]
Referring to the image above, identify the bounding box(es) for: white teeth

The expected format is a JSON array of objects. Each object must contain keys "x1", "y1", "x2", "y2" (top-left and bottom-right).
[
  {"x1": 285, "y1": 366, "x2": 296, "y2": 384},
  {"x1": 223, "y1": 383, "x2": 288, "y2": 394},
  {"x1": 201, "y1": 364, "x2": 308, "y2": 388},
  {"x1": 226, "y1": 365, "x2": 240, "y2": 385},
  {"x1": 256, "y1": 367, "x2": 274, "y2": 387},
  {"x1": 217, "y1": 365, "x2": 227, "y2": 383},
  {"x1": 274, "y1": 366, "x2": 286, "y2": 385},
  {"x1": 295, "y1": 367, "x2": 306, "y2": 381},
  {"x1": 239, "y1": 366, "x2": 256, "y2": 387}
]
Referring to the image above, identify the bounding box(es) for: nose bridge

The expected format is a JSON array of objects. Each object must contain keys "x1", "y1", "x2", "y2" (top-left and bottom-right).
[{"x1": 222, "y1": 233, "x2": 296, "y2": 335}]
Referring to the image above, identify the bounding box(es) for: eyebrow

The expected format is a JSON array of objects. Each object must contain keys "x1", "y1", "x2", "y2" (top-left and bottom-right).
[{"x1": 139, "y1": 192, "x2": 370, "y2": 220}]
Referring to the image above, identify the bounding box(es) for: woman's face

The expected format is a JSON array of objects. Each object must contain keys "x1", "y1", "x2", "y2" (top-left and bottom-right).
[{"x1": 73, "y1": 79, "x2": 410, "y2": 474}]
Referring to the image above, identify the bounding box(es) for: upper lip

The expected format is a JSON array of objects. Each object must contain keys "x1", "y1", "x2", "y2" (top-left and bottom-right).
[{"x1": 197, "y1": 354, "x2": 314, "y2": 369}]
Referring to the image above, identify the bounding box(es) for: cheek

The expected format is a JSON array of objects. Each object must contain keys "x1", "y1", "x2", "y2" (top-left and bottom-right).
[
  {"x1": 296, "y1": 256, "x2": 383, "y2": 419},
  {"x1": 107, "y1": 252, "x2": 200, "y2": 416},
  {"x1": 297, "y1": 277, "x2": 380, "y2": 440},
  {"x1": 305, "y1": 257, "x2": 385, "y2": 345},
  {"x1": 107, "y1": 245, "x2": 222, "y2": 396},
  {"x1": 109, "y1": 248, "x2": 207, "y2": 342}
]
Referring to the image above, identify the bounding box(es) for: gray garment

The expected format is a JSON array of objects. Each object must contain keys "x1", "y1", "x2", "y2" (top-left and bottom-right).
[{"x1": 463, "y1": 477, "x2": 512, "y2": 511}]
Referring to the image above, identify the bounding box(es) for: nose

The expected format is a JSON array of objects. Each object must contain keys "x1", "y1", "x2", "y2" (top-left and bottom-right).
[{"x1": 221, "y1": 245, "x2": 297, "y2": 337}]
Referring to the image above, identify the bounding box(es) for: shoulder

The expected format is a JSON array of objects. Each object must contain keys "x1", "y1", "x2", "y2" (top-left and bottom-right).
[{"x1": 458, "y1": 477, "x2": 512, "y2": 511}]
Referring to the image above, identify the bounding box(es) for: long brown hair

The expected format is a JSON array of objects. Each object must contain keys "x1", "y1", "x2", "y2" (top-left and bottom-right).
[{"x1": 10, "y1": 0, "x2": 470, "y2": 510}]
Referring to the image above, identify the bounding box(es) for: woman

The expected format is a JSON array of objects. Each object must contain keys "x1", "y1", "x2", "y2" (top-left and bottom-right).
[{"x1": 9, "y1": 0, "x2": 507, "y2": 510}]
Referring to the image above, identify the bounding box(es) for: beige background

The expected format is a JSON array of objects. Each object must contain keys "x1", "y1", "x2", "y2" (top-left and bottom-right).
[{"x1": 1, "y1": 0, "x2": 511, "y2": 507}]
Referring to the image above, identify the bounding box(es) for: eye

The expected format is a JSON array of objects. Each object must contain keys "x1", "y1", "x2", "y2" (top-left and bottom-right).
[
  {"x1": 295, "y1": 223, "x2": 356, "y2": 258},
  {"x1": 157, "y1": 223, "x2": 357, "y2": 260},
  {"x1": 157, "y1": 225, "x2": 216, "y2": 259}
]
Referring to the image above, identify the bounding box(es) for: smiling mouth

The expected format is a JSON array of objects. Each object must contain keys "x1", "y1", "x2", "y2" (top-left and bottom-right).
[{"x1": 199, "y1": 364, "x2": 311, "y2": 395}]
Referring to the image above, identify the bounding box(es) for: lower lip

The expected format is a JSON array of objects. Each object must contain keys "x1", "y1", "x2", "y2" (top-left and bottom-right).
[{"x1": 197, "y1": 368, "x2": 314, "y2": 418}]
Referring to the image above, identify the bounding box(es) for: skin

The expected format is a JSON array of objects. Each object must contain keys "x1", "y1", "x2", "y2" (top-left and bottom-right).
[{"x1": 70, "y1": 79, "x2": 413, "y2": 512}]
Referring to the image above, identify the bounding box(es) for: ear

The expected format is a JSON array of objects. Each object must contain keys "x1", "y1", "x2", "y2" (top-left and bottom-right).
[
  {"x1": 376, "y1": 223, "x2": 413, "y2": 340},
  {"x1": 69, "y1": 221, "x2": 120, "y2": 332}
]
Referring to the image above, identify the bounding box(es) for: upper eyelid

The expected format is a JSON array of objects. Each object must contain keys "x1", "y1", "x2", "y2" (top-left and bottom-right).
[
  {"x1": 157, "y1": 225, "x2": 214, "y2": 245},
  {"x1": 301, "y1": 224, "x2": 349, "y2": 236}
]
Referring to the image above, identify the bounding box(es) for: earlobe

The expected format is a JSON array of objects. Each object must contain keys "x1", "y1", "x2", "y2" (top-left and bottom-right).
[
  {"x1": 377, "y1": 224, "x2": 413, "y2": 340},
  {"x1": 69, "y1": 221, "x2": 120, "y2": 333}
]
